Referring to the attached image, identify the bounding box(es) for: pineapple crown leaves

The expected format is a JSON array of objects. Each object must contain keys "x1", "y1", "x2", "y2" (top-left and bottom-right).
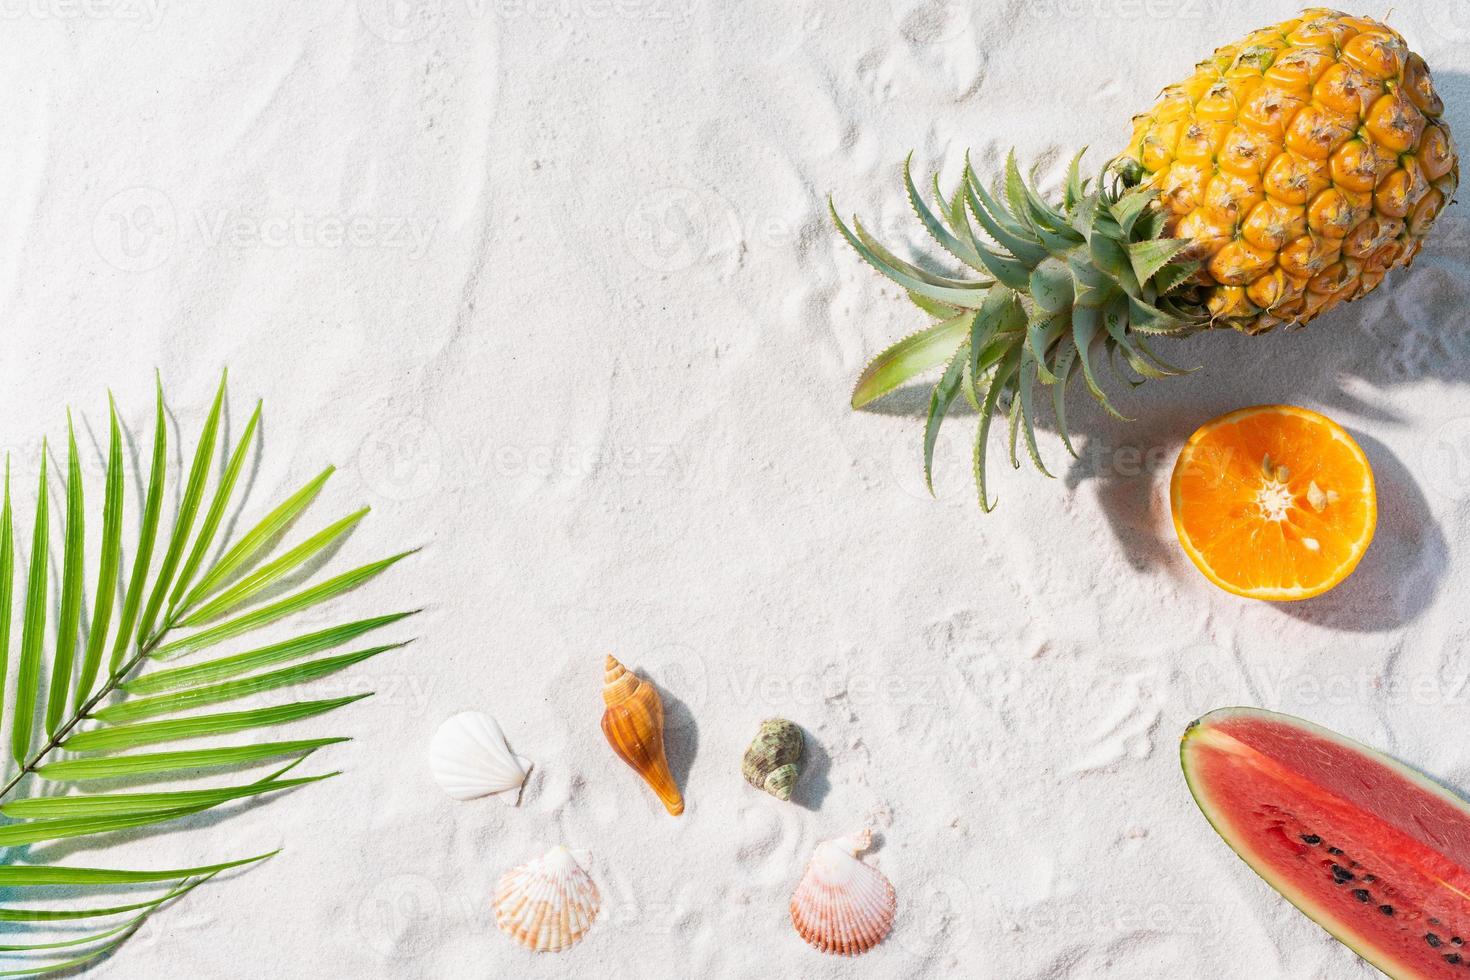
[
  {"x1": 0, "y1": 372, "x2": 419, "y2": 975},
  {"x1": 835, "y1": 148, "x2": 1207, "y2": 510}
]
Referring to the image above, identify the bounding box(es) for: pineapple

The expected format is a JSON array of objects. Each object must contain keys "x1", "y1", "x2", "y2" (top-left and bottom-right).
[{"x1": 836, "y1": 9, "x2": 1457, "y2": 509}]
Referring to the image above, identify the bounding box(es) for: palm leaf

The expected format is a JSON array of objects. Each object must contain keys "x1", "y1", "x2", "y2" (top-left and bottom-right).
[
  {"x1": 61, "y1": 694, "x2": 371, "y2": 753},
  {"x1": 153, "y1": 553, "x2": 413, "y2": 658},
  {"x1": 166, "y1": 399, "x2": 262, "y2": 616},
  {"x1": 45, "y1": 416, "x2": 85, "y2": 737},
  {"x1": 73, "y1": 397, "x2": 123, "y2": 711},
  {"x1": 178, "y1": 507, "x2": 369, "y2": 627},
  {"x1": 123, "y1": 612, "x2": 416, "y2": 695},
  {"x1": 0, "y1": 459, "x2": 13, "y2": 734},
  {"x1": 1, "y1": 772, "x2": 331, "y2": 820},
  {"x1": 135, "y1": 374, "x2": 226, "y2": 647},
  {"x1": 107, "y1": 379, "x2": 166, "y2": 678},
  {"x1": 0, "y1": 374, "x2": 415, "y2": 975},
  {"x1": 94, "y1": 643, "x2": 403, "y2": 725},
  {"x1": 176, "y1": 466, "x2": 334, "y2": 614},
  {"x1": 0, "y1": 851, "x2": 274, "y2": 886},
  {"x1": 36, "y1": 738, "x2": 348, "y2": 782},
  {"x1": 11, "y1": 450, "x2": 48, "y2": 765},
  {"x1": 0, "y1": 876, "x2": 199, "y2": 922}
]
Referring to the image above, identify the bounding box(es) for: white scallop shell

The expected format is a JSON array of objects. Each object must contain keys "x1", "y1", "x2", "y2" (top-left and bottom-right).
[
  {"x1": 428, "y1": 711, "x2": 531, "y2": 802},
  {"x1": 790, "y1": 828, "x2": 896, "y2": 956},
  {"x1": 493, "y1": 846, "x2": 601, "y2": 952}
]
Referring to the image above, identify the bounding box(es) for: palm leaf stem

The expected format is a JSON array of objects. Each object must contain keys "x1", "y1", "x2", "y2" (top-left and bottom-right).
[{"x1": 0, "y1": 614, "x2": 176, "y2": 801}]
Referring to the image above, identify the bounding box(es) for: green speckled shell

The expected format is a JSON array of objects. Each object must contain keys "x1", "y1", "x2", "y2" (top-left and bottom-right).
[{"x1": 741, "y1": 718, "x2": 804, "y2": 801}]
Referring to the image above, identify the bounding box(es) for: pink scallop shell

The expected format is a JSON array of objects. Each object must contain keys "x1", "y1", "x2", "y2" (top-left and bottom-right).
[{"x1": 789, "y1": 828, "x2": 896, "y2": 955}]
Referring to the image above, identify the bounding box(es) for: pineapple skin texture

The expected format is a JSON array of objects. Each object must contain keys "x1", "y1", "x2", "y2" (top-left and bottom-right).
[{"x1": 1124, "y1": 8, "x2": 1458, "y2": 335}]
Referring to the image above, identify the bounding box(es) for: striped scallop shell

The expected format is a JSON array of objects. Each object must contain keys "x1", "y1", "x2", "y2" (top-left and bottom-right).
[
  {"x1": 789, "y1": 829, "x2": 895, "y2": 956},
  {"x1": 493, "y1": 846, "x2": 601, "y2": 953},
  {"x1": 428, "y1": 711, "x2": 531, "y2": 802}
]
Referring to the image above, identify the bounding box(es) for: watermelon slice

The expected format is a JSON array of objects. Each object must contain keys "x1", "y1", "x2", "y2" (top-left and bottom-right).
[{"x1": 1182, "y1": 706, "x2": 1470, "y2": 977}]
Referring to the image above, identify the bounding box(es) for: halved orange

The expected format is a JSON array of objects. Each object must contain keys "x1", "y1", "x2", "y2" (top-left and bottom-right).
[{"x1": 1170, "y1": 405, "x2": 1376, "y2": 601}]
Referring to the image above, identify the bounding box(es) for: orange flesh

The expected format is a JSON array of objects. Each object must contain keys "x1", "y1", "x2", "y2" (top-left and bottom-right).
[{"x1": 1170, "y1": 405, "x2": 1375, "y2": 600}]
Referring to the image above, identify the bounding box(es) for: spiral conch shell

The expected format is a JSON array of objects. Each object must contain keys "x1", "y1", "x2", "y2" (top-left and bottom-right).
[
  {"x1": 741, "y1": 718, "x2": 804, "y2": 801},
  {"x1": 600, "y1": 655, "x2": 684, "y2": 816},
  {"x1": 790, "y1": 828, "x2": 896, "y2": 956},
  {"x1": 493, "y1": 845, "x2": 600, "y2": 952}
]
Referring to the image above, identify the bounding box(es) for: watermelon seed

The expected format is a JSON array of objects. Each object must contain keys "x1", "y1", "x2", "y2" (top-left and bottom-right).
[
  {"x1": 1446, "y1": 953, "x2": 1462, "y2": 966},
  {"x1": 1327, "y1": 846, "x2": 1345, "y2": 856},
  {"x1": 1429, "y1": 934, "x2": 1444, "y2": 948},
  {"x1": 1364, "y1": 875, "x2": 1378, "y2": 883},
  {"x1": 1453, "y1": 937, "x2": 1463, "y2": 946},
  {"x1": 1300, "y1": 834, "x2": 1321, "y2": 845},
  {"x1": 1352, "y1": 889, "x2": 1371, "y2": 902},
  {"x1": 1379, "y1": 905, "x2": 1395, "y2": 916},
  {"x1": 1331, "y1": 864, "x2": 1355, "y2": 883}
]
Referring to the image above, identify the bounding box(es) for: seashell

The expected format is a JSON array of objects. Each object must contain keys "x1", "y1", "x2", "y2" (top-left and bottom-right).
[
  {"x1": 741, "y1": 718, "x2": 804, "y2": 801},
  {"x1": 600, "y1": 655, "x2": 684, "y2": 816},
  {"x1": 428, "y1": 711, "x2": 531, "y2": 803},
  {"x1": 790, "y1": 828, "x2": 896, "y2": 956},
  {"x1": 493, "y1": 845, "x2": 600, "y2": 952}
]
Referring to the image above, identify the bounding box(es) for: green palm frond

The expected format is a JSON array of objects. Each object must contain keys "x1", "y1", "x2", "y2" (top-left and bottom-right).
[{"x1": 0, "y1": 372, "x2": 417, "y2": 975}]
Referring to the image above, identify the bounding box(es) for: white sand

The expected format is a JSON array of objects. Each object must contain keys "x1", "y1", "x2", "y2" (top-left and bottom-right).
[{"x1": 1, "y1": 1, "x2": 1469, "y2": 976}]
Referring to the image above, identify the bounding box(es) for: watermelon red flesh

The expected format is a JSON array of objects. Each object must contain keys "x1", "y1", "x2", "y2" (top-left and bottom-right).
[{"x1": 1182, "y1": 707, "x2": 1470, "y2": 978}]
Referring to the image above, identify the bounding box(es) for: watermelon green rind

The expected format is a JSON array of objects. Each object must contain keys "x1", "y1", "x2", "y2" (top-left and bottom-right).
[
  {"x1": 1179, "y1": 709, "x2": 1386, "y2": 974},
  {"x1": 1182, "y1": 706, "x2": 1470, "y2": 978}
]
